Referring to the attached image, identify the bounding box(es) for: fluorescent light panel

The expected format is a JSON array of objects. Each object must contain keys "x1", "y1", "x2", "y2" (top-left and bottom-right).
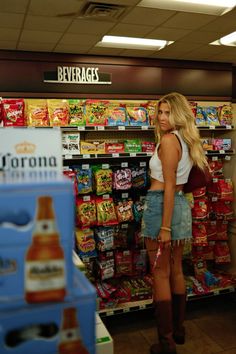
[
  {"x1": 96, "y1": 35, "x2": 173, "y2": 51},
  {"x1": 138, "y1": 0, "x2": 236, "y2": 16},
  {"x1": 211, "y1": 31, "x2": 236, "y2": 46}
]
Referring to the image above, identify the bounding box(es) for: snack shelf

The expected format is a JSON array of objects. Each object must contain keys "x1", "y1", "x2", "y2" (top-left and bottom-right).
[
  {"x1": 62, "y1": 126, "x2": 155, "y2": 132},
  {"x1": 198, "y1": 125, "x2": 234, "y2": 130},
  {"x1": 63, "y1": 152, "x2": 153, "y2": 160},
  {"x1": 205, "y1": 149, "x2": 235, "y2": 156},
  {"x1": 98, "y1": 285, "x2": 236, "y2": 317}
]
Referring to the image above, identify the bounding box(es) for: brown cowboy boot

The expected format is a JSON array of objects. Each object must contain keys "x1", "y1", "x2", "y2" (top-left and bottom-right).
[
  {"x1": 172, "y1": 293, "x2": 186, "y2": 345},
  {"x1": 150, "y1": 301, "x2": 177, "y2": 354}
]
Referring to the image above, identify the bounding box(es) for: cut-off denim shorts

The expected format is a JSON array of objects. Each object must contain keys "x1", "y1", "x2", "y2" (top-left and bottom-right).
[{"x1": 141, "y1": 190, "x2": 192, "y2": 242}]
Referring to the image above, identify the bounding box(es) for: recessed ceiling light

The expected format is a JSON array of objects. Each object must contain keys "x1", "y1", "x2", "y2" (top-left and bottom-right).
[
  {"x1": 96, "y1": 35, "x2": 173, "y2": 50},
  {"x1": 210, "y1": 31, "x2": 236, "y2": 46},
  {"x1": 138, "y1": 0, "x2": 236, "y2": 16}
]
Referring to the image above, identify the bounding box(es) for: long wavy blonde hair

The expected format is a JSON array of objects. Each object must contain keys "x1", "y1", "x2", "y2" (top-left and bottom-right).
[{"x1": 155, "y1": 92, "x2": 207, "y2": 170}]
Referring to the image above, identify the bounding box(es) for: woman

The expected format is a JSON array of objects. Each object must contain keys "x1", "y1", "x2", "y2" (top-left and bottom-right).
[{"x1": 141, "y1": 92, "x2": 208, "y2": 354}]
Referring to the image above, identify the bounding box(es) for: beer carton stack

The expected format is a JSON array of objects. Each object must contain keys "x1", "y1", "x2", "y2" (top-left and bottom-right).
[{"x1": 0, "y1": 172, "x2": 96, "y2": 354}]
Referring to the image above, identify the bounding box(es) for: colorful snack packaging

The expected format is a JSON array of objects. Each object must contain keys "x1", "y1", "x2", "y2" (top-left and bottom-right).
[
  {"x1": 97, "y1": 251, "x2": 115, "y2": 280},
  {"x1": 68, "y1": 99, "x2": 85, "y2": 126},
  {"x1": 63, "y1": 169, "x2": 78, "y2": 196},
  {"x1": 203, "y1": 106, "x2": 219, "y2": 126},
  {"x1": 131, "y1": 165, "x2": 147, "y2": 189},
  {"x1": 126, "y1": 103, "x2": 148, "y2": 126},
  {"x1": 62, "y1": 132, "x2": 80, "y2": 155},
  {"x1": 115, "y1": 250, "x2": 133, "y2": 277},
  {"x1": 76, "y1": 196, "x2": 97, "y2": 228},
  {"x1": 214, "y1": 241, "x2": 231, "y2": 264},
  {"x1": 85, "y1": 99, "x2": 108, "y2": 126},
  {"x1": 192, "y1": 222, "x2": 208, "y2": 246},
  {"x1": 93, "y1": 166, "x2": 113, "y2": 195},
  {"x1": 217, "y1": 179, "x2": 234, "y2": 201},
  {"x1": 96, "y1": 196, "x2": 118, "y2": 226},
  {"x1": 2, "y1": 98, "x2": 25, "y2": 126},
  {"x1": 124, "y1": 139, "x2": 142, "y2": 153},
  {"x1": 75, "y1": 166, "x2": 93, "y2": 194},
  {"x1": 113, "y1": 168, "x2": 132, "y2": 190},
  {"x1": 195, "y1": 106, "x2": 206, "y2": 126},
  {"x1": 147, "y1": 101, "x2": 158, "y2": 126},
  {"x1": 25, "y1": 99, "x2": 49, "y2": 126},
  {"x1": 75, "y1": 228, "x2": 97, "y2": 259},
  {"x1": 47, "y1": 99, "x2": 69, "y2": 126},
  {"x1": 107, "y1": 104, "x2": 128, "y2": 126},
  {"x1": 94, "y1": 226, "x2": 115, "y2": 251},
  {"x1": 218, "y1": 104, "x2": 233, "y2": 126},
  {"x1": 115, "y1": 199, "x2": 134, "y2": 223}
]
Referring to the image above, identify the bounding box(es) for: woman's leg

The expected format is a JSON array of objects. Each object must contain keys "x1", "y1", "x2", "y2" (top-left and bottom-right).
[
  {"x1": 145, "y1": 238, "x2": 171, "y2": 301},
  {"x1": 146, "y1": 238, "x2": 176, "y2": 354},
  {"x1": 170, "y1": 241, "x2": 186, "y2": 345},
  {"x1": 170, "y1": 242, "x2": 185, "y2": 294}
]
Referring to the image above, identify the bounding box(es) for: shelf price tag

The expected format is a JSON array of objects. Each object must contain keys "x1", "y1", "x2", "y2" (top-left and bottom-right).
[
  {"x1": 106, "y1": 311, "x2": 114, "y2": 316},
  {"x1": 213, "y1": 178, "x2": 218, "y2": 183},
  {"x1": 82, "y1": 164, "x2": 90, "y2": 169},
  {"x1": 118, "y1": 126, "x2": 125, "y2": 130},
  {"x1": 209, "y1": 125, "x2": 215, "y2": 130},
  {"x1": 77, "y1": 126, "x2": 85, "y2": 131},
  {"x1": 121, "y1": 162, "x2": 128, "y2": 167},
  {"x1": 65, "y1": 154, "x2": 72, "y2": 159},
  {"x1": 102, "y1": 164, "x2": 109, "y2": 169},
  {"x1": 112, "y1": 153, "x2": 119, "y2": 158},
  {"x1": 212, "y1": 197, "x2": 218, "y2": 202},
  {"x1": 140, "y1": 162, "x2": 146, "y2": 167},
  {"x1": 83, "y1": 195, "x2": 91, "y2": 201},
  {"x1": 226, "y1": 125, "x2": 232, "y2": 130},
  {"x1": 141, "y1": 126, "x2": 148, "y2": 130},
  {"x1": 82, "y1": 154, "x2": 90, "y2": 159},
  {"x1": 225, "y1": 155, "x2": 231, "y2": 161},
  {"x1": 212, "y1": 156, "x2": 218, "y2": 161},
  {"x1": 122, "y1": 193, "x2": 129, "y2": 199},
  {"x1": 97, "y1": 126, "x2": 105, "y2": 130},
  {"x1": 219, "y1": 150, "x2": 225, "y2": 154},
  {"x1": 130, "y1": 153, "x2": 137, "y2": 157},
  {"x1": 123, "y1": 307, "x2": 130, "y2": 313},
  {"x1": 147, "y1": 152, "x2": 153, "y2": 156}
]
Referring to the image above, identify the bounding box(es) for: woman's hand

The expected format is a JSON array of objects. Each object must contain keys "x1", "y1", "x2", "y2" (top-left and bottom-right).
[{"x1": 158, "y1": 229, "x2": 171, "y2": 248}]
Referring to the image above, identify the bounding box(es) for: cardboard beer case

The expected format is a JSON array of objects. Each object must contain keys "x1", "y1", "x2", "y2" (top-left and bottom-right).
[
  {"x1": 0, "y1": 267, "x2": 96, "y2": 354},
  {"x1": 0, "y1": 172, "x2": 75, "y2": 309}
]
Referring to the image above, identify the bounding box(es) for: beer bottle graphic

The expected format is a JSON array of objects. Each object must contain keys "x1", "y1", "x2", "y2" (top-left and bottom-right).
[
  {"x1": 58, "y1": 307, "x2": 89, "y2": 354},
  {"x1": 25, "y1": 196, "x2": 66, "y2": 303}
]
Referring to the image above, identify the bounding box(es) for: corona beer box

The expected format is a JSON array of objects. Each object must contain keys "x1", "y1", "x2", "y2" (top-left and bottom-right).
[
  {"x1": 0, "y1": 172, "x2": 75, "y2": 309},
  {"x1": 0, "y1": 267, "x2": 96, "y2": 354}
]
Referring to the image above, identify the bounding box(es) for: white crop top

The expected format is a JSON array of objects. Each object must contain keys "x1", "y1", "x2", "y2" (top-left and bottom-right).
[{"x1": 149, "y1": 130, "x2": 192, "y2": 185}]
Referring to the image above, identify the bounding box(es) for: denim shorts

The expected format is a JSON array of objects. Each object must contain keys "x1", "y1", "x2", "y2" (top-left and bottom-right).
[{"x1": 141, "y1": 190, "x2": 192, "y2": 242}]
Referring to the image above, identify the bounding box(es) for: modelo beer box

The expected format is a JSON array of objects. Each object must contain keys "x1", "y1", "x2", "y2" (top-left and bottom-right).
[
  {"x1": 0, "y1": 267, "x2": 96, "y2": 354},
  {"x1": 0, "y1": 172, "x2": 75, "y2": 309}
]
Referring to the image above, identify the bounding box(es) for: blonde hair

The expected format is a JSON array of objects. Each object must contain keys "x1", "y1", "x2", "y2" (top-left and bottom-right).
[{"x1": 155, "y1": 92, "x2": 207, "y2": 170}]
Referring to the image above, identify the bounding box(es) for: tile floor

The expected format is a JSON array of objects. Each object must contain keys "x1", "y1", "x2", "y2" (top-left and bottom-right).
[{"x1": 103, "y1": 293, "x2": 236, "y2": 354}]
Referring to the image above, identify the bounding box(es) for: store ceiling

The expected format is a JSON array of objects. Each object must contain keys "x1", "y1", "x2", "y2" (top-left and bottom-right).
[{"x1": 1, "y1": 0, "x2": 236, "y2": 64}]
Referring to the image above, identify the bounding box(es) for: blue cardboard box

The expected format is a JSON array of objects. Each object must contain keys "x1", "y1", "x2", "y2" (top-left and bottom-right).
[
  {"x1": 0, "y1": 267, "x2": 96, "y2": 354},
  {"x1": 0, "y1": 172, "x2": 75, "y2": 308}
]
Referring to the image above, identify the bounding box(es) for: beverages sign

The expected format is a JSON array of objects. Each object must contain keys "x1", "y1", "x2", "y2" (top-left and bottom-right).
[
  {"x1": 0, "y1": 128, "x2": 62, "y2": 172},
  {"x1": 44, "y1": 65, "x2": 112, "y2": 85}
]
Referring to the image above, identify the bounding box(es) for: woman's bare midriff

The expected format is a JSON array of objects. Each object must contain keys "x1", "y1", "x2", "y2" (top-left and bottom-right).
[{"x1": 149, "y1": 178, "x2": 184, "y2": 192}]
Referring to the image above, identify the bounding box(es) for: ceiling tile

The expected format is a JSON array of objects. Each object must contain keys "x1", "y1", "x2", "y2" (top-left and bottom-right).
[
  {"x1": 0, "y1": 29, "x2": 20, "y2": 41},
  {"x1": 179, "y1": 30, "x2": 226, "y2": 44},
  {"x1": 108, "y1": 23, "x2": 153, "y2": 37},
  {"x1": 93, "y1": 0, "x2": 140, "y2": 5},
  {"x1": 24, "y1": 15, "x2": 72, "y2": 32},
  {"x1": 147, "y1": 27, "x2": 190, "y2": 41},
  {"x1": 121, "y1": 7, "x2": 176, "y2": 26},
  {"x1": 0, "y1": 13, "x2": 24, "y2": 29},
  {"x1": 0, "y1": 0, "x2": 29, "y2": 13},
  {"x1": 59, "y1": 33, "x2": 101, "y2": 46},
  {"x1": 17, "y1": 42, "x2": 56, "y2": 52},
  {"x1": 20, "y1": 30, "x2": 62, "y2": 43},
  {"x1": 67, "y1": 19, "x2": 115, "y2": 35},
  {"x1": 163, "y1": 12, "x2": 217, "y2": 30},
  {"x1": 28, "y1": 0, "x2": 84, "y2": 17},
  {"x1": 160, "y1": 41, "x2": 202, "y2": 54},
  {"x1": 54, "y1": 44, "x2": 91, "y2": 54}
]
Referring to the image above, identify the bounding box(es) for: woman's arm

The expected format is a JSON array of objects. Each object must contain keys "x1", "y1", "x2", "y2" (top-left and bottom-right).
[{"x1": 159, "y1": 134, "x2": 180, "y2": 243}]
